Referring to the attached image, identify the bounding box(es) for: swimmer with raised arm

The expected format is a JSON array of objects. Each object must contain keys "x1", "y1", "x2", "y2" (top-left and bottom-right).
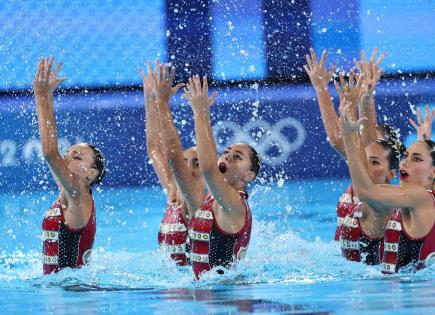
[
  {"x1": 139, "y1": 60, "x2": 205, "y2": 266},
  {"x1": 184, "y1": 75, "x2": 261, "y2": 280},
  {"x1": 340, "y1": 103, "x2": 435, "y2": 273},
  {"x1": 34, "y1": 58, "x2": 106, "y2": 274},
  {"x1": 304, "y1": 48, "x2": 397, "y2": 241},
  {"x1": 334, "y1": 74, "x2": 401, "y2": 265}
]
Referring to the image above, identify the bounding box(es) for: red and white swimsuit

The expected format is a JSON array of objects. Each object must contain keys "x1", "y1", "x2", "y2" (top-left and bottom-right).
[
  {"x1": 335, "y1": 184, "x2": 359, "y2": 241},
  {"x1": 42, "y1": 197, "x2": 96, "y2": 275},
  {"x1": 188, "y1": 192, "x2": 252, "y2": 280},
  {"x1": 381, "y1": 190, "x2": 435, "y2": 273},
  {"x1": 158, "y1": 201, "x2": 189, "y2": 266},
  {"x1": 339, "y1": 204, "x2": 382, "y2": 265}
]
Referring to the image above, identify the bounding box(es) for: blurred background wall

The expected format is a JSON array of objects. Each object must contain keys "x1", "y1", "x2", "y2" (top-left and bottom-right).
[{"x1": 0, "y1": 0, "x2": 434, "y2": 192}]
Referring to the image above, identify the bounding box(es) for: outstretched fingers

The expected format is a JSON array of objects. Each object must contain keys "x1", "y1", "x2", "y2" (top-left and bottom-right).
[
  {"x1": 137, "y1": 66, "x2": 146, "y2": 80},
  {"x1": 416, "y1": 107, "x2": 423, "y2": 124},
  {"x1": 305, "y1": 54, "x2": 313, "y2": 72},
  {"x1": 309, "y1": 48, "x2": 318, "y2": 66},
  {"x1": 319, "y1": 50, "x2": 327, "y2": 67},
  {"x1": 349, "y1": 71, "x2": 355, "y2": 89},
  {"x1": 186, "y1": 77, "x2": 197, "y2": 96},
  {"x1": 334, "y1": 80, "x2": 344, "y2": 101},
  {"x1": 339, "y1": 73, "x2": 347, "y2": 91},
  {"x1": 376, "y1": 52, "x2": 387, "y2": 66},
  {"x1": 355, "y1": 72, "x2": 364, "y2": 90},
  {"x1": 52, "y1": 62, "x2": 62, "y2": 79},
  {"x1": 172, "y1": 82, "x2": 185, "y2": 94},
  {"x1": 409, "y1": 118, "x2": 419, "y2": 130},
  {"x1": 202, "y1": 75, "x2": 209, "y2": 93},
  {"x1": 369, "y1": 47, "x2": 378, "y2": 64},
  {"x1": 209, "y1": 91, "x2": 217, "y2": 107}
]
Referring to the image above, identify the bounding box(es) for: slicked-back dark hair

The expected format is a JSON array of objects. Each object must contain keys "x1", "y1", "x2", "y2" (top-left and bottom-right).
[
  {"x1": 377, "y1": 124, "x2": 406, "y2": 155},
  {"x1": 86, "y1": 143, "x2": 106, "y2": 186},
  {"x1": 248, "y1": 145, "x2": 261, "y2": 178},
  {"x1": 422, "y1": 139, "x2": 435, "y2": 166},
  {"x1": 375, "y1": 139, "x2": 400, "y2": 171}
]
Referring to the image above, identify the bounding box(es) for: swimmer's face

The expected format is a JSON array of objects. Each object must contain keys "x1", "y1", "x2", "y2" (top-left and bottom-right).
[
  {"x1": 399, "y1": 141, "x2": 435, "y2": 186},
  {"x1": 217, "y1": 143, "x2": 255, "y2": 187},
  {"x1": 365, "y1": 142, "x2": 396, "y2": 185},
  {"x1": 64, "y1": 144, "x2": 98, "y2": 184},
  {"x1": 183, "y1": 148, "x2": 201, "y2": 180}
]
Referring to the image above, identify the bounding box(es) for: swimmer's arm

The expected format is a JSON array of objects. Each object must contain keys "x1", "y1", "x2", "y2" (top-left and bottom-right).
[
  {"x1": 304, "y1": 49, "x2": 344, "y2": 157},
  {"x1": 154, "y1": 88, "x2": 204, "y2": 214},
  {"x1": 34, "y1": 58, "x2": 81, "y2": 196},
  {"x1": 193, "y1": 112, "x2": 247, "y2": 217},
  {"x1": 359, "y1": 93, "x2": 378, "y2": 146},
  {"x1": 187, "y1": 76, "x2": 246, "y2": 217},
  {"x1": 145, "y1": 95, "x2": 177, "y2": 199},
  {"x1": 357, "y1": 48, "x2": 385, "y2": 146},
  {"x1": 151, "y1": 64, "x2": 204, "y2": 212},
  {"x1": 316, "y1": 89, "x2": 345, "y2": 157},
  {"x1": 140, "y1": 62, "x2": 177, "y2": 198}
]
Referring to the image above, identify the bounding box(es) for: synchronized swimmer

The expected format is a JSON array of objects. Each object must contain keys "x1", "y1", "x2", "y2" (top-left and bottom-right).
[{"x1": 33, "y1": 46, "x2": 434, "y2": 279}]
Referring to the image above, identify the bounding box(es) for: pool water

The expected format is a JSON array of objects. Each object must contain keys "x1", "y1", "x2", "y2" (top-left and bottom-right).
[{"x1": 1, "y1": 179, "x2": 434, "y2": 314}]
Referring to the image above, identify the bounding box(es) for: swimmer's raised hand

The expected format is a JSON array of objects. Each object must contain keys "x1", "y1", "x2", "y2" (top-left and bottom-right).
[
  {"x1": 34, "y1": 57, "x2": 67, "y2": 98},
  {"x1": 304, "y1": 48, "x2": 335, "y2": 92},
  {"x1": 355, "y1": 48, "x2": 386, "y2": 101},
  {"x1": 339, "y1": 105, "x2": 367, "y2": 135},
  {"x1": 152, "y1": 63, "x2": 184, "y2": 101},
  {"x1": 138, "y1": 59, "x2": 159, "y2": 98},
  {"x1": 183, "y1": 75, "x2": 217, "y2": 114},
  {"x1": 334, "y1": 71, "x2": 363, "y2": 114},
  {"x1": 409, "y1": 104, "x2": 435, "y2": 140}
]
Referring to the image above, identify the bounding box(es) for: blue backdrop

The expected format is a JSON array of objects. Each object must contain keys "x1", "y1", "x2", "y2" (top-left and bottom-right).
[{"x1": 0, "y1": 0, "x2": 434, "y2": 91}]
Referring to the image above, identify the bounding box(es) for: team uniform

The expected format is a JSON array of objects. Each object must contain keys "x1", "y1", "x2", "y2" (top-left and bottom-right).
[
  {"x1": 381, "y1": 190, "x2": 435, "y2": 273},
  {"x1": 335, "y1": 184, "x2": 359, "y2": 241},
  {"x1": 188, "y1": 192, "x2": 252, "y2": 280},
  {"x1": 158, "y1": 201, "x2": 189, "y2": 266},
  {"x1": 339, "y1": 204, "x2": 382, "y2": 265},
  {"x1": 42, "y1": 197, "x2": 96, "y2": 275}
]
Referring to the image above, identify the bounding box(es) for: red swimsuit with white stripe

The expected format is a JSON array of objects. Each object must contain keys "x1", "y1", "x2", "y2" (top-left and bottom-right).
[
  {"x1": 335, "y1": 184, "x2": 359, "y2": 241},
  {"x1": 339, "y1": 203, "x2": 383, "y2": 265},
  {"x1": 188, "y1": 192, "x2": 252, "y2": 280},
  {"x1": 158, "y1": 201, "x2": 189, "y2": 266},
  {"x1": 381, "y1": 190, "x2": 435, "y2": 273},
  {"x1": 42, "y1": 197, "x2": 96, "y2": 275}
]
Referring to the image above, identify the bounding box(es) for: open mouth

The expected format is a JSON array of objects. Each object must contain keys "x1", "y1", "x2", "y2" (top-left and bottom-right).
[
  {"x1": 218, "y1": 162, "x2": 227, "y2": 174},
  {"x1": 400, "y1": 170, "x2": 409, "y2": 180}
]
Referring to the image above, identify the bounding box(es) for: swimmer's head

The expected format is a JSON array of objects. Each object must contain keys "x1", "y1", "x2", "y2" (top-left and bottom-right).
[
  {"x1": 217, "y1": 143, "x2": 261, "y2": 189},
  {"x1": 365, "y1": 140, "x2": 398, "y2": 185},
  {"x1": 64, "y1": 143, "x2": 106, "y2": 187},
  {"x1": 399, "y1": 140, "x2": 435, "y2": 187}
]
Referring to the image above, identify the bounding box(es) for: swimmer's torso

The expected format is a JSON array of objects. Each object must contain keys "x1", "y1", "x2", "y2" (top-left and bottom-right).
[
  {"x1": 339, "y1": 204, "x2": 382, "y2": 265},
  {"x1": 382, "y1": 190, "x2": 435, "y2": 273},
  {"x1": 188, "y1": 192, "x2": 252, "y2": 280},
  {"x1": 158, "y1": 201, "x2": 189, "y2": 266},
  {"x1": 42, "y1": 197, "x2": 96, "y2": 274},
  {"x1": 335, "y1": 184, "x2": 359, "y2": 241}
]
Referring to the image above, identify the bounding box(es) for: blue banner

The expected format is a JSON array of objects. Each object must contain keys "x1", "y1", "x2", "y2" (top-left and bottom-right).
[{"x1": 0, "y1": 78, "x2": 434, "y2": 192}]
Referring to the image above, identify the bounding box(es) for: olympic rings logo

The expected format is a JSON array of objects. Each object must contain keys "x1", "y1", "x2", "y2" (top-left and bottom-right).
[{"x1": 213, "y1": 117, "x2": 306, "y2": 166}]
